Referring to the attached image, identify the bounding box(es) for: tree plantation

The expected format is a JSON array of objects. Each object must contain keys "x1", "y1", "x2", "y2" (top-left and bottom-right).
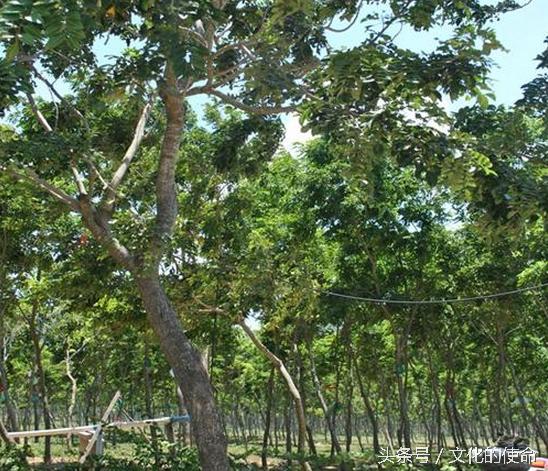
[{"x1": 0, "y1": 0, "x2": 546, "y2": 470}]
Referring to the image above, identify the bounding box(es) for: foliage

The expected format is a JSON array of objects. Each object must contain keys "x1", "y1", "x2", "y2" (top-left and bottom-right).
[
  {"x1": 0, "y1": 0, "x2": 546, "y2": 469},
  {"x1": 0, "y1": 446, "x2": 30, "y2": 471}
]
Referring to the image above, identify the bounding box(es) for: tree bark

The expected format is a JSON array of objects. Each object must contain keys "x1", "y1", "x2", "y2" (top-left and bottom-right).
[{"x1": 137, "y1": 276, "x2": 229, "y2": 471}]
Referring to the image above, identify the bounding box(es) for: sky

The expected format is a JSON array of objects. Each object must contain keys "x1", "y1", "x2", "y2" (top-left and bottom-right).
[
  {"x1": 281, "y1": 0, "x2": 548, "y2": 150},
  {"x1": 327, "y1": 0, "x2": 547, "y2": 105}
]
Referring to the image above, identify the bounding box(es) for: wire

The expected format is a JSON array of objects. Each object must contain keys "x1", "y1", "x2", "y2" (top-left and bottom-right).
[{"x1": 325, "y1": 282, "x2": 548, "y2": 305}]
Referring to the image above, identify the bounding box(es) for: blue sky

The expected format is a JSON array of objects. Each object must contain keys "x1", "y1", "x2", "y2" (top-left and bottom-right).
[{"x1": 325, "y1": 0, "x2": 548, "y2": 105}]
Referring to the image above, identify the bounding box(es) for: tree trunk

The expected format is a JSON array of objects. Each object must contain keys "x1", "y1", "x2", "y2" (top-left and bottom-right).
[
  {"x1": 262, "y1": 367, "x2": 275, "y2": 470},
  {"x1": 65, "y1": 348, "x2": 78, "y2": 429},
  {"x1": 238, "y1": 318, "x2": 312, "y2": 471},
  {"x1": 0, "y1": 343, "x2": 19, "y2": 432},
  {"x1": 175, "y1": 383, "x2": 190, "y2": 445},
  {"x1": 284, "y1": 398, "x2": 292, "y2": 466},
  {"x1": 395, "y1": 332, "x2": 411, "y2": 449},
  {"x1": 508, "y1": 359, "x2": 548, "y2": 449},
  {"x1": 143, "y1": 343, "x2": 159, "y2": 464},
  {"x1": 65, "y1": 347, "x2": 78, "y2": 449},
  {"x1": 344, "y1": 345, "x2": 354, "y2": 453},
  {"x1": 353, "y1": 357, "x2": 381, "y2": 455},
  {"x1": 28, "y1": 305, "x2": 52, "y2": 465},
  {"x1": 0, "y1": 418, "x2": 14, "y2": 445},
  {"x1": 137, "y1": 276, "x2": 229, "y2": 471},
  {"x1": 309, "y1": 345, "x2": 342, "y2": 454},
  {"x1": 294, "y1": 343, "x2": 317, "y2": 455}
]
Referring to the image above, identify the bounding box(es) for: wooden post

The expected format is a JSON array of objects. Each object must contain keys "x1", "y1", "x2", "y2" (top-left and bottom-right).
[{"x1": 79, "y1": 391, "x2": 121, "y2": 464}]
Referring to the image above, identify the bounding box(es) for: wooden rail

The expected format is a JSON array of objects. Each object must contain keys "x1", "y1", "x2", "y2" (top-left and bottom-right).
[{"x1": 7, "y1": 415, "x2": 191, "y2": 440}]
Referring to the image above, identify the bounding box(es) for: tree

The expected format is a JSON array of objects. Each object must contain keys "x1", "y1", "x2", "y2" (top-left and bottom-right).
[{"x1": 0, "y1": 0, "x2": 533, "y2": 468}]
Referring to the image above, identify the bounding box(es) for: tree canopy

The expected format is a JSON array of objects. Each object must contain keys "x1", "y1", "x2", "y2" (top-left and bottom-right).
[{"x1": 0, "y1": 0, "x2": 546, "y2": 470}]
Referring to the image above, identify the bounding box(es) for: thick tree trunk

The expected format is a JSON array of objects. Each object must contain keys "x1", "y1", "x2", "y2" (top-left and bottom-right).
[{"x1": 137, "y1": 276, "x2": 229, "y2": 471}]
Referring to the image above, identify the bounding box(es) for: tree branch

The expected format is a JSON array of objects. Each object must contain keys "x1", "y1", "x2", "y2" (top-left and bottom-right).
[
  {"x1": 325, "y1": 0, "x2": 364, "y2": 33},
  {"x1": 26, "y1": 93, "x2": 53, "y2": 133},
  {"x1": 102, "y1": 102, "x2": 152, "y2": 213},
  {"x1": 365, "y1": 0, "x2": 413, "y2": 46},
  {"x1": 206, "y1": 89, "x2": 296, "y2": 115},
  {"x1": 3, "y1": 165, "x2": 80, "y2": 211},
  {"x1": 31, "y1": 67, "x2": 90, "y2": 131},
  {"x1": 26, "y1": 92, "x2": 90, "y2": 200},
  {"x1": 78, "y1": 196, "x2": 136, "y2": 271},
  {"x1": 70, "y1": 163, "x2": 88, "y2": 196}
]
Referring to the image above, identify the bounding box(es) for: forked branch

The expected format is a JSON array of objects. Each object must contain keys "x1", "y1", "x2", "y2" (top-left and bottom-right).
[{"x1": 102, "y1": 102, "x2": 153, "y2": 213}]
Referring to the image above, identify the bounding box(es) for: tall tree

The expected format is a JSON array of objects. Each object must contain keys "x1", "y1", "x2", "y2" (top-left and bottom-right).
[{"x1": 0, "y1": 0, "x2": 532, "y2": 468}]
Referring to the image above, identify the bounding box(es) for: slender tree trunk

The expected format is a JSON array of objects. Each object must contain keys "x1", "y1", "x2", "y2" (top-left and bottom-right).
[
  {"x1": 137, "y1": 276, "x2": 229, "y2": 471},
  {"x1": 381, "y1": 383, "x2": 396, "y2": 450},
  {"x1": 175, "y1": 383, "x2": 190, "y2": 446},
  {"x1": 332, "y1": 325, "x2": 342, "y2": 457},
  {"x1": 294, "y1": 343, "x2": 317, "y2": 455},
  {"x1": 284, "y1": 398, "x2": 292, "y2": 467},
  {"x1": 353, "y1": 357, "x2": 381, "y2": 455},
  {"x1": 143, "y1": 343, "x2": 159, "y2": 461},
  {"x1": 31, "y1": 372, "x2": 40, "y2": 443},
  {"x1": 238, "y1": 318, "x2": 312, "y2": 471},
  {"x1": 65, "y1": 347, "x2": 78, "y2": 448},
  {"x1": 0, "y1": 341, "x2": 18, "y2": 432},
  {"x1": 0, "y1": 418, "x2": 14, "y2": 445},
  {"x1": 262, "y1": 367, "x2": 275, "y2": 470},
  {"x1": 344, "y1": 353, "x2": 354, "y2": 453},
  {"x1": 309, "y1": 346, "x2": 342, "y2": 454},
  {"x1": 508, "y1": 360, "x2": 548, "y2": 449},
  {"x1": 395, "y1": 332, "x2": 411, "y2": 449},
  {"x1": 28, "y1": 305, "x2": 52, "y2": 465},
  {"x1": 474, "y1": 399, "x2": 489, "y2": 446},
  {"x1": 65, "y1": 349, "x2": 78, "y2": 428}
]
